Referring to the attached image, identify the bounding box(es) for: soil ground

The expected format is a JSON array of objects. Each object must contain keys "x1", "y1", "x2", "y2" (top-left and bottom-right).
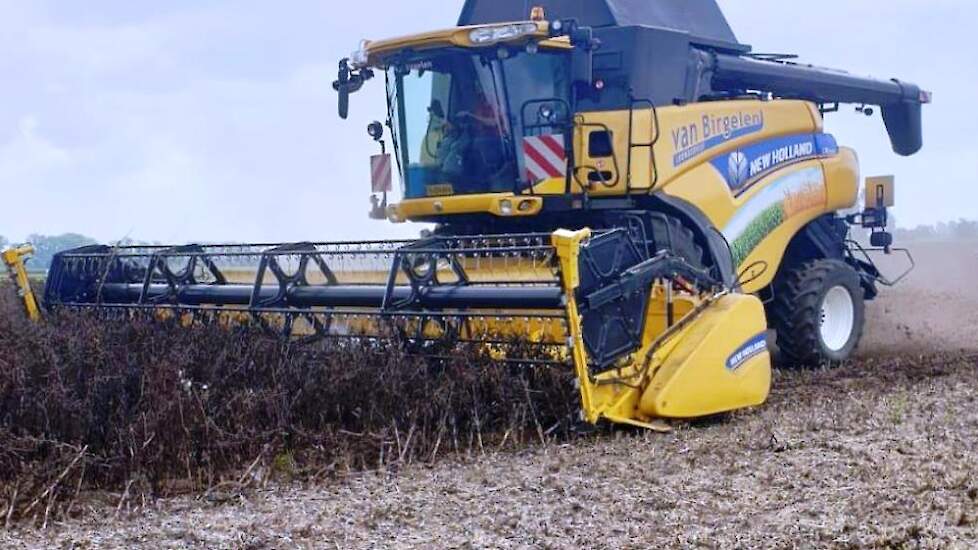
[
  {"x1": 858, "y1": 241, "x2": 978, "y2": 357},
  {"x1": 3, "y1": 241, "x2": 977, "y2": 549}
]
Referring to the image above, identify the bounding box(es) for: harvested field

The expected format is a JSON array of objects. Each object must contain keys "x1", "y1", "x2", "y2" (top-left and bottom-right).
[
  {"x1": 2, "y1": 241, "x2": 977, "y2": 548},
  {"x1": 859, "y1": 241, "x2": 978, "y2": 357}
]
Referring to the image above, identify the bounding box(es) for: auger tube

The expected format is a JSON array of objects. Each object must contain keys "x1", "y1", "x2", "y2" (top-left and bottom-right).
[
  {"x1": 711, "y1": 53, "x2": 927, "y2": 155},
  {"x1": 95, "y1": 283, "x2": 565, "y2": 310}
]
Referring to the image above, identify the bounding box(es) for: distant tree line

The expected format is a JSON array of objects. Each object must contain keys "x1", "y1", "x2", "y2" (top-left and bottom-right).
[
  {"x1": 892, "y1": 218, "x2": 978, "y2": 242},
  {"x1": 0, "y1": 233, "x2": 178, "y2": 270},
  {"x1": 0, "y1": 233, "x2": 109, "y2": 269},
  {"x1": 23, "y1": 233, "x2": 98, "y2": 269}
]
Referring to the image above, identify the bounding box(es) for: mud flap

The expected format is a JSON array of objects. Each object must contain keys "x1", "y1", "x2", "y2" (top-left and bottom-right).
[{"x1": 638, "y1": 293, "x2": 771, "y2": 418}]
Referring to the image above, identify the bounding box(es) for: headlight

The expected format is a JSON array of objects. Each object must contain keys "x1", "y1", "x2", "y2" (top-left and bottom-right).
[
  {"x1": 386, "y1": 206, "x2": 404, "y2": 223},
  {"x1": 469, "y1": 23, "x2": 539, "y2": 45},
  {"x1": 499, "y1": 199, "x2": 513, "y2": 216}
]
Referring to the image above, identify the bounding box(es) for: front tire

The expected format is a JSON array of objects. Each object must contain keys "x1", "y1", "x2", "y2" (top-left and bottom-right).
[{"x1": 768, "y1": 259, "x2": 865, "y2": 367}]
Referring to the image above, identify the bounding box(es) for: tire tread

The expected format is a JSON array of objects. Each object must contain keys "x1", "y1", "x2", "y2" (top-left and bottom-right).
[{"x1": 767, "y1": 259, "x2": 864, "y2": 367}]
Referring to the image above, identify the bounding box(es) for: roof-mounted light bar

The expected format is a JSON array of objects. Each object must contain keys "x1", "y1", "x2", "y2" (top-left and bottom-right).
[
  {"x1": 468, "y1": 23, "x2": 539, "y2": 45},
  {"x1": 349, "y1": 39, "x2": 370, "y2": 69}
]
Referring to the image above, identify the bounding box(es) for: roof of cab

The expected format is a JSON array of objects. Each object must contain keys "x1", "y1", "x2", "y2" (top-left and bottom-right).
[{"x1": 458, "y1": 0, "x2": 749, "y2": 53}]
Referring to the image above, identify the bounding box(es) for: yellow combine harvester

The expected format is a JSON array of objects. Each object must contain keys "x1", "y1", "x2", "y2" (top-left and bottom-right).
[{"x1": 7, "y1": 0, "x2": 928, "y2": 430}]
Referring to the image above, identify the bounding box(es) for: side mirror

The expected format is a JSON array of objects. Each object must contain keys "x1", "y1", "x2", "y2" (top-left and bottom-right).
[
  {"x1": 332, "y1": 58, "x2": 373, "y2": 120},
  {"x1": 338, "y1": 88, "x2": 350, "y2": 120},
  {"x1": 334, "y1": 59, "x2": 353, "y2": 119}
]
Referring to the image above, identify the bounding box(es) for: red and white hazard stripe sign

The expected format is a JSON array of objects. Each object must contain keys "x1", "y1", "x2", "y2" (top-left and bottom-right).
[
  {"x1": 522, "y1": 134, "x2": 567, "y2": 183},
  {"x1": 370, "y1": 154, "x2": 392, "y2": 193}
]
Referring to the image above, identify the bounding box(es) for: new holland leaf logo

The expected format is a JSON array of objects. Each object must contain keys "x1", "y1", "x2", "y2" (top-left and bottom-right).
[{"x1": 728, "y1": 151, "x2": 748, "y2": 187}]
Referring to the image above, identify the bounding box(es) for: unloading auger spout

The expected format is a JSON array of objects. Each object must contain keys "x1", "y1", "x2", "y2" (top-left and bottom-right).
[{"x1": 41, "y1": 229, "x2": 772, "y2": 428}]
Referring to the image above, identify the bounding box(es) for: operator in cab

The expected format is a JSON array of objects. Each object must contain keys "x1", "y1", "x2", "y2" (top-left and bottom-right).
[{"x1": 421, "y1": 71, "x2": 511, "y2": 192}]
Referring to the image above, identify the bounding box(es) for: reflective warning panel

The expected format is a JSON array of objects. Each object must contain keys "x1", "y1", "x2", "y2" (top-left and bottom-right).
[
  {"x1": 523, "y1": 134, "x2": 567, "y2": 183},
  {"x1": 370, "y1": 154, "x2": 392, "y2": 193}
]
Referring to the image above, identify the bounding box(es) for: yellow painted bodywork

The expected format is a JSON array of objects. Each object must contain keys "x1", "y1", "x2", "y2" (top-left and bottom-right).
[
  {"x1": 730, "y1": 151, "x2": 858, "y2": 291},
  {"x1": 2, "y1": 246, "x2": 41, "y2": 322},
  {"x1": 552, "y1": 229, "x2": 772, "y2": 427},
  {"x1": 392, "y1": 99, "x2": 861, "y2": 294},
  {"x1": 638, "y1": 293, "x2": 770, "y2": 418},
  {"x1": 566, "y1": 100, "x2": 860, "y2": 292},
  {"x1": 392, "y1": 193, "x2": 543, "y2": 220}
]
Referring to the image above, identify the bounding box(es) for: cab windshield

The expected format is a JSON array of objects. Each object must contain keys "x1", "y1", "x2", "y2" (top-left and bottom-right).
[{"x1": 386, "y1": 49, "x2": 569, "y2": 199}]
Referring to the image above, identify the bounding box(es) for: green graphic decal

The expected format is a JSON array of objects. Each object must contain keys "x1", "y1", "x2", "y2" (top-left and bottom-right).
[
  {"x1": 730, "y1": 203, "x2": 785, "y2": 267},
  {"x1": 722, "y1": 166, "x2": 826, "y2": 268}
]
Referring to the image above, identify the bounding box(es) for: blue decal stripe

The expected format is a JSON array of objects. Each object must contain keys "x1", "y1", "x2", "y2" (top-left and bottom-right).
[
  {"x1": 726, "y1": 333, "x2": 768, "y2": 372},
  {"x1": 814, "y1": 133, "x2": 839, "y2": 155},
  {"x1": 710, "y1": 133, "x2": 837, "y2": 193},
  {"x1": 673, "y1": 122, "x2": 764, "y2": 167}
]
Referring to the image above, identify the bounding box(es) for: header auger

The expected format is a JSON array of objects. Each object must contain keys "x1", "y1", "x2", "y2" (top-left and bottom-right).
[{"x1": 7, "y1": 0, "x2": 928, "y2": 429}]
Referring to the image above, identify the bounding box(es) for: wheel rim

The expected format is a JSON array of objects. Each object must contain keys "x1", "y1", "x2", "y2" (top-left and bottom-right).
[{"x1": 820, "y1": 286, "x2": 855, "y2": 352}]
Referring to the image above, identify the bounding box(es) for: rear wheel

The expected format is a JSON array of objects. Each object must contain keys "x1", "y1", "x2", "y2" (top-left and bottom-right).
[{"x1": 767, "y1": 259, "x2": 865, "y2": 367}]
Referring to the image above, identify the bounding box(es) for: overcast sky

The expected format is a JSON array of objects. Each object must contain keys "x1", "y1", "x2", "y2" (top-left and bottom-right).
[{"x1": 2, "y1": 0, "x2": 974, "y2": 244}]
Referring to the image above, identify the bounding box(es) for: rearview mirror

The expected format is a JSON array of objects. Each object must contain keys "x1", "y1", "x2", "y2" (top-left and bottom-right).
[
  {"x1": 332, "y1": 58, "x2": 373, "y2": 120},
  {"x1": 338, "y1": 88, "x2": 350, "y2": 119},
  {"x1": 334, "y1": 59, "x2": 353, "y2": 119}
]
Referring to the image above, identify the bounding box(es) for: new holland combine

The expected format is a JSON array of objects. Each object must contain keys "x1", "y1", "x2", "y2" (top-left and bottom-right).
[{"x1": 5, "y1": 0, "x2": 928, "y2": 430}]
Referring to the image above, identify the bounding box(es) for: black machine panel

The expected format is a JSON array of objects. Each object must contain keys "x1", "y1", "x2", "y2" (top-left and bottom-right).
[
  {"x1": 460, "y1": 0, "x2": 928, "y2": 156},
  {"x1": 458, "y1": 0, "x2": 748, "y2": 53}
]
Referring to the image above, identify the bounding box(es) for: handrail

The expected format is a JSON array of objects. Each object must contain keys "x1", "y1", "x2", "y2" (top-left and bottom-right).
[{"x1": 627, "y1": 97, "x2": 661, "y2": 192}]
